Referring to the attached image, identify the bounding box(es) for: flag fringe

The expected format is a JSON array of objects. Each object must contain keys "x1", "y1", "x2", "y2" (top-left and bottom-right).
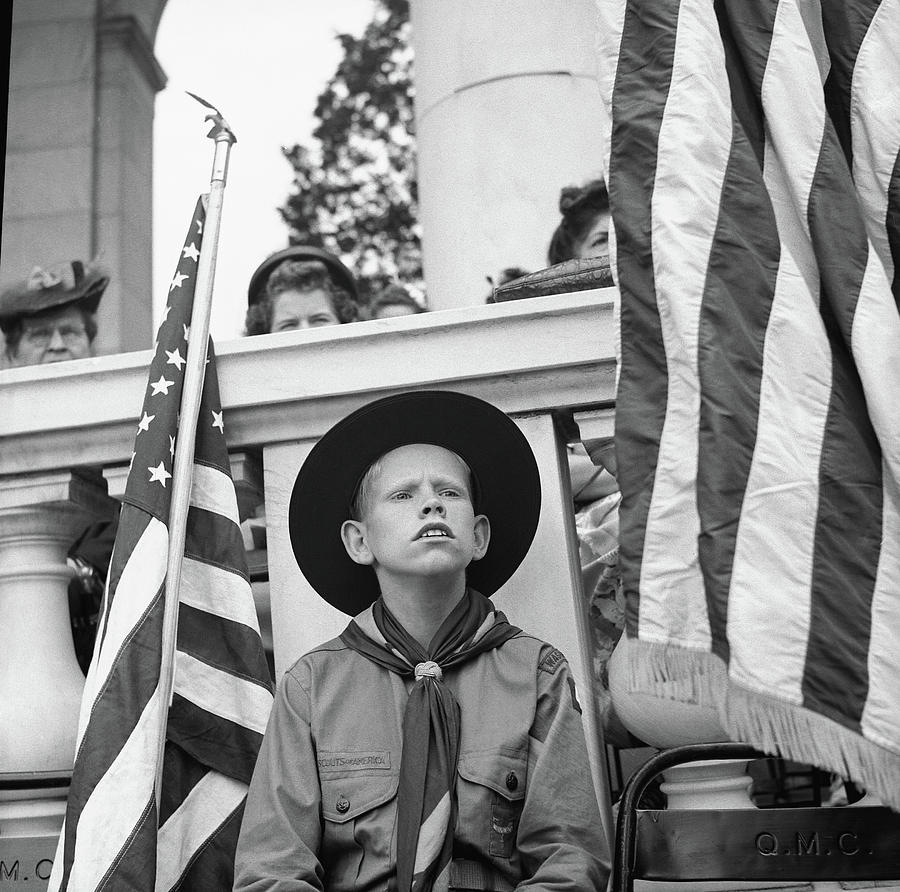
[
  {"x1": 724, "y1": 682, "x2": 900, "y2": 813},
  {"x1": 622, "y1": 637, "x2": 900, "y2": 811},
  {"x1": 623, "y1": 637, "x2": 725, "y2": 708}
]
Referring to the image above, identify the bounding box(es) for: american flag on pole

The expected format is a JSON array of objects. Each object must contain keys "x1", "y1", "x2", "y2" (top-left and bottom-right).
[
  {"x1": 597, "y1": 0, "x2": 900, "y2": 806},
  {"x1": 50, "y1": 197, "x2": 274, "y2": 890}
]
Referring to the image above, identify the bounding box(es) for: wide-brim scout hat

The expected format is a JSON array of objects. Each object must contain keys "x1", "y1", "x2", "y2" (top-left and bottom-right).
[
  {"x1": 0, "y1": 260, "x2": 109, "y2": 331},
  {"x1": 289, "y1": 390, "x2": 542, "y2": 616},
  {"x1": 247, "y1": 245, "x2": 358, "y2": 305}
]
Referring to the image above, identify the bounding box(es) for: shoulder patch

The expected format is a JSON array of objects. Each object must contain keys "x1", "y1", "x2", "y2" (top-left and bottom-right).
[{"x1": 538, "y1": 647, "x2": 566, "y2": 675}]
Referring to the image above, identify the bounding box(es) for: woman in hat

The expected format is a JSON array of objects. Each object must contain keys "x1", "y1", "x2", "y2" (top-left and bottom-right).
[
  {"x1": 244, "y1": 246, "x2": 361, "y2": 336},
  {"x1": 0, "y1": 260, "x2": 108, "y2": 367},
  {"x1": 234, "y1": 390, "x2": 609, "y2": 891}
]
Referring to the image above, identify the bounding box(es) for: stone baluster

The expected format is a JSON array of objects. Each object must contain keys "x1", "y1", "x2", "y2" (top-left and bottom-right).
[{"x1": 0, "y1": 469, "x2": 116, "y2": 872}]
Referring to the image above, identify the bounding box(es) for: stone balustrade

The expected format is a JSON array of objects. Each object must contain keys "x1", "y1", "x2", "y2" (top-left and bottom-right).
[{"x1": 0, "y1": 289, "x2": 619, "y2": 851}]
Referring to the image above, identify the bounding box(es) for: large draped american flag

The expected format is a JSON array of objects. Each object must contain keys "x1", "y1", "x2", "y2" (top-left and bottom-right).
[
  {"x1": 50, "y1": 197, "x2": 274, "y2": 890},
  {"x1": 596, "y1": 0, "x2": 900, "y2": 807}
]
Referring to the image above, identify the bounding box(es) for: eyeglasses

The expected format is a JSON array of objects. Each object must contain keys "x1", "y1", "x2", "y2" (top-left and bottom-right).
[{"x1": 21, "y1": 323, "x2": 88, "y2": 348}]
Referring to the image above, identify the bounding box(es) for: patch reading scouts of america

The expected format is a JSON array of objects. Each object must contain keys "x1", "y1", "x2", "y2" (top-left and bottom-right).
[
  {"x1": 317, "y1": 751, "x2": 391, "y2": 773},
  {"x1": 538, "y1": 647, "x2": 565, "y2": 675}
]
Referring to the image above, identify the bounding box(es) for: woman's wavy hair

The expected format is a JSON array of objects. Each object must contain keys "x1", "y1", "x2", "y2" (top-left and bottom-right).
[
  {"x1": 546, "y1": 179, "x2": 610, "y2": 266},
  {"x1": 244, "y1": 260, "x2": 359, "y2": 335}
]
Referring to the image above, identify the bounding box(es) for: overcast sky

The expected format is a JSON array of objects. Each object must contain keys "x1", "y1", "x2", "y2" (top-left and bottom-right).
[{"x1": 153, "y1": 0, "x2": 372, "y2": 340}]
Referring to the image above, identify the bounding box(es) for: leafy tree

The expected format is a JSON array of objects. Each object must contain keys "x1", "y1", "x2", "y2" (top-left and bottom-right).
[{"x1": 279, "y1": 0, "x2": 420, "y2": 303}]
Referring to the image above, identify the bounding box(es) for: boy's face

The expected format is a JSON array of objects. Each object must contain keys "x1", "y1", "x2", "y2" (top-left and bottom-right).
[{"x1": 340, "y1": 444, "x2": 490, "y2": 592}]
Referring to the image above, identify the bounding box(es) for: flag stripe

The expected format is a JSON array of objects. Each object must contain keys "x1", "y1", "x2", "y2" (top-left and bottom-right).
[
  {"x1": 65, "y1": 691, "x2": 163, "y2": 890},
  {"x1": 185, "y1": 506, "x2": 250, "y2": 580},
  {"x1": 156, "y1": 769, "x2": 247, "y2": 892},
  {"x1": 609, "y1": 0, "x2": 679, "y2": 634},
  {"x1": 173, "y1": 650, "x2": 272, "y2": 734},
  {"x1": 724, "y1": 0, "x2": 831, "y2": 703},
  {"x1": 78, "y1": 513, "x2": 167, "y2": 746},
  {"x1": 70, "y1": 595, "x2": 165, "y2": 812},
  {"x1": 801, "y1": 10, "x2": 882, "y2": 727},
  {"x1": 179, "y1": 555, "x2": 261, "y2": 631},
  {"x1": 158, "y1": 742, "x2": 209, "y2": 825},
  {"x1": 178, "y1": 601, "x2": 271, "y2": 683},
  {"x1": 724, "y1": 0, "x2": 830, "y2": 706},
  {"x1": 847, "y1": 0, "x2": 900, "y2": 286},
  {"x1": 190, "y1": 462, "x2": 240, "y2": 525},
  {"x1": 889, "y1": 148, "x2": 900, "y2": 302},
  {"x1": 167, "y1": 694, "x2": 265, "y2": 784},
  {"x1": 164, "y1": 801, "x2": 246, "y2": 892},
  {"x1": 725, "y1": 0, "x2": 829, "y2": 697},
  {"x1": 862, "y1": 468, "x2": 900, "y2": 747},
  {"x1": 93, "y1": 508, "x2": 163, "y2": 662},
  {"x1": 639, "y1": 0, "x2": 731, "y2": 647},
  {"x1": 695, "y1": 2, "x2": 779, "y2": 658},
  {"x1": 820, "y1": 0, "x2": 880, "y2": 166},
  {"x1": 716, "y1": 1, "x2": 767, "y2": 167}
]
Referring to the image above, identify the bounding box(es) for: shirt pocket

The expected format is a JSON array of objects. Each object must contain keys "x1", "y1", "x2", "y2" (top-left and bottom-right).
[
  {"x1": 320, "y1": 770, "x2": 400, "y2": 888},
  {"x1": 456, "y1": 748, "x2": 527, "y2": 861}
]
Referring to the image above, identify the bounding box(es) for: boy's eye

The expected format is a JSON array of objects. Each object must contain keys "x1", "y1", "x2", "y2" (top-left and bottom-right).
[
  {"x1": 440, "y1": 489, "x2": 461, "y2": 498},
  {"x1": 390, "y1": 491, "x2": 411, "y2": 500}
]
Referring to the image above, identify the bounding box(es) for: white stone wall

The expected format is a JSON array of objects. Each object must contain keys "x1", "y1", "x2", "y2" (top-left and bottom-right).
[
  {"x1": 411, "y1": 0, "x2": 611, "y2": 310},
  {"x1": 4, "y1": 2, "x2": 99, "y2": 280}
]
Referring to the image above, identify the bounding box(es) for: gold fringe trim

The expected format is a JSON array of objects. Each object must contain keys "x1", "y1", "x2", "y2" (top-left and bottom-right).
[{"x1": 622, "y1": 638, "x2": 900, "y2": 811}]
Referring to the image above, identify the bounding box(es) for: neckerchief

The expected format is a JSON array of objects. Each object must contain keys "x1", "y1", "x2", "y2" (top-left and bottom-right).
[{"x1": 340, "y1": 588, "x2": 520, "y2": 892}]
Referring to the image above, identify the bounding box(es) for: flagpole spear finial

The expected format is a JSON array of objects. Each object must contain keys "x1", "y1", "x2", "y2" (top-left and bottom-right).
[
  {"x1": 186, "y1": 91, "x2": 237, "y2": 183},
  {"x1": 154, "y1": 95, "x2": 237, "y2": 812}
]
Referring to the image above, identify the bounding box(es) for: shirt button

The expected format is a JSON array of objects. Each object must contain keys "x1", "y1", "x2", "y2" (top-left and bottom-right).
[
  {"x1": 336, "y1": 795, "x2": 350, "y2": 814},
  {"x1": 505, "y1": 771, "x2": 518, "y2": 791}
]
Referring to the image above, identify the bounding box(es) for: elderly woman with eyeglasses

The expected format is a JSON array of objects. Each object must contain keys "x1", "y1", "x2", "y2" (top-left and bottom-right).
[{"x1": 0, "y1": 260, "x2": 108, "y2": 368}]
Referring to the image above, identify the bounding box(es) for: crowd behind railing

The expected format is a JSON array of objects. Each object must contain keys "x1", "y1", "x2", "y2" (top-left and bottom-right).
[
  {"x1": 0, "y1": 175, "x2": 624, "y2": 735},
  {"x1": 2, "y1": 174, "x2": 842, "y2": 812}
]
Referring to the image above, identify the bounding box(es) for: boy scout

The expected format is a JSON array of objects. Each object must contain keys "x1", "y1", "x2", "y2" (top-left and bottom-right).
[{"x1": 234, "y1": 390, "x2": 609, "y2": 891}]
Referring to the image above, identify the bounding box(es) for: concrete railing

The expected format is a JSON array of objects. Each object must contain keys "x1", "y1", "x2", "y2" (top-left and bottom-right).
[{"x1": 0, "y1": 288, "x2": 619, "y2": 847}]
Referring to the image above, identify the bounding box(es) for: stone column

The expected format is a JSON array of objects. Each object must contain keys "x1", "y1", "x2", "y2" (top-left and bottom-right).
[
  {"x1": 410, "y1": 0, "x2": 610, "y2": 309},
  {"x1": 93, "y1": 14, "x2": 167, "y2": 356},
  {"x1": 0, "y1": 469, "x2": 115, "y2": 775},
  {"x1": 2, "y1": 1, "x2": 99, "y2": 281},
  {"x1": 2, "y1": 5, "x2": 167, "y2": 356},
  {"x1": 0, "y1": 469, "x2": 116, "y2": 876}
]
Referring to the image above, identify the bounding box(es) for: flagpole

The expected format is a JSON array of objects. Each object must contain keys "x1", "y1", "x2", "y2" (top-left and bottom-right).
[{"x1": 155, "y1": 97, "x2": 237, "y2": 810}]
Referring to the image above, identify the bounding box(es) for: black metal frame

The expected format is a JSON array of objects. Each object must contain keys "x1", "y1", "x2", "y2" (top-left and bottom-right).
[{"x1": 612, "y1": 742, "x2": 900, "y2": 891}]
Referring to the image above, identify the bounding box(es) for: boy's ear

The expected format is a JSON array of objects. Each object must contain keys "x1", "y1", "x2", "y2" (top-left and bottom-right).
[
  {"x1": 470, "y1": 514, "x2": 491, "y2": 563},
  {"x1": 341, "y1": 519, "x2": 375, "y2": 566}
]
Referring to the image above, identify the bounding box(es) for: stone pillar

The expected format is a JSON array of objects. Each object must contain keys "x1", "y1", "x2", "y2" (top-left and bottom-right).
[
  {"x1": 0, "y1": 470, "x2": 115, "y2": 880},
  {"x1": 3, "y1": 2, "x2": 99, "y2": 282},
  {"x1": 2, "y1": 4, "x2": 167, "y2": 356},
  {"x1": 93, "y1": 13, "x2": 167, "y2": 356},
  {"x1": 0, "y1": 469, "x2": 115, "y2": 775},
  {"x1": 410, "y1": 0, "x2": 609, "y2": 309}
]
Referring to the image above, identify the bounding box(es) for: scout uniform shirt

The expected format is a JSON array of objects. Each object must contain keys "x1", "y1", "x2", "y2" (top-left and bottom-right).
[{"x1": 234, "y1": 629, "x2": 610, "y2": 891}]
